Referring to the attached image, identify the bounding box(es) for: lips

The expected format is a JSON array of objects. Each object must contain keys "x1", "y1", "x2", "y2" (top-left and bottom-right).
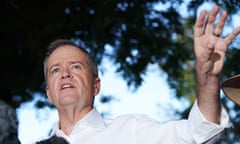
[{"x1": 60, "y1": 83, "x2": 75, "y2": 90}]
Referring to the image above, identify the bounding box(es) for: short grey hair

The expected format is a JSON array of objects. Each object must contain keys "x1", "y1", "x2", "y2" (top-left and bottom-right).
[{"x1": 43, "y1": 39, "x2": 98, "y2": 81}]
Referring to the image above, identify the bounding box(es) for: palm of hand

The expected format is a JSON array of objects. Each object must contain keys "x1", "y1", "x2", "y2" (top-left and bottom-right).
[{"x1": 195, "y1": 34, "x2": 227, "y2": 75}]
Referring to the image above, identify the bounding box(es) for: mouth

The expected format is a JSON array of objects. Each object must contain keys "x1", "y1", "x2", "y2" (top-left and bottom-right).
[{"x1": 60, "y1": 83, "x2": 75, "y2": 90}]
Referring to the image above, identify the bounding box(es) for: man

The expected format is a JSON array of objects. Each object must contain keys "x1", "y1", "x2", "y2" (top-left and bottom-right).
[{"x1": 41, "y1": 5, "x2": 240, "y2": 144}]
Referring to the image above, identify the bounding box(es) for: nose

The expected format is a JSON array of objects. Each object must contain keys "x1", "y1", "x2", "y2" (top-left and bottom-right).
[{"x1": 61, "y1": 69, "x2": 72, "y2": 79}]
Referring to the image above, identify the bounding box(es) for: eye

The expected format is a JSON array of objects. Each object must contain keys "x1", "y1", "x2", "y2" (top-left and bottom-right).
[
  {"x1": 72, "y1": 63, "x2": 81, "y2": 70},
  {"x1": 51, "y1": 67, "x2": 60, "y2": 74}
]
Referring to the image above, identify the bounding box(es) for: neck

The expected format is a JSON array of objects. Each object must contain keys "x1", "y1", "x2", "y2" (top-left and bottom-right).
[{"x1": 57, "y1": 105, "x2": 92, "y2": 135}]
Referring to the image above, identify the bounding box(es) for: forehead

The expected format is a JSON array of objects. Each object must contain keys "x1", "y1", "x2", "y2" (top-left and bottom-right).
[{"x1": 47, "y1": 45, "x2": 88, "y2": 65}]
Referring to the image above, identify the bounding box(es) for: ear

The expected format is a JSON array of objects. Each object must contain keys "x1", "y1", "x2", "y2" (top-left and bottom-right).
[
  {"x1": 93, "y1": 77, "x2": 101, "y2": 96},
  {"x1": 46, "y1": 85, "x2": 53, "y2": 103}
]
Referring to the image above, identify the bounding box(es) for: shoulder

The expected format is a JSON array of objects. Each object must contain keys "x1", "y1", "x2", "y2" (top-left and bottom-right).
[{"x1": 104, "y1": 113, "x2": 161, "y2": 126}]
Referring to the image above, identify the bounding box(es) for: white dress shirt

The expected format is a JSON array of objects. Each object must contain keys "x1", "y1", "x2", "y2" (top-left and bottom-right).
[{"x1": 51, "y1": 102, "x2": 230, "y2": 144}]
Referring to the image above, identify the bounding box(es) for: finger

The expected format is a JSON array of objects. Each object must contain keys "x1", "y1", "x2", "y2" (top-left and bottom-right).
[
  {"x1": 224, "y1": 27, "x2": 240, "y2": 45},
  {"x1": 214, "y1": 10, "x2": 228, "y2": 36},
  {"x1": 205, "y1": 5, "x2": 220, "y2": 34},
  {"x1": 194, "y1": 10, "x2": 207, "y2": 37}
]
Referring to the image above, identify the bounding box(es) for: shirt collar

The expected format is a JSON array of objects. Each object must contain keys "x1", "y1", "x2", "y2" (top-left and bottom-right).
[
  {"x1": 78, "y1": 108, "x2": 106, "y2": 128},
  {"x1": 52, "y1": 108, "x2": 106, "y2": 136}
]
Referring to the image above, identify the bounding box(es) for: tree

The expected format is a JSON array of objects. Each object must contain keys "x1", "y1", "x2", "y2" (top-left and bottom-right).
[{"x1": 0, "y1": 0, "x2": 240, "y2": 142}]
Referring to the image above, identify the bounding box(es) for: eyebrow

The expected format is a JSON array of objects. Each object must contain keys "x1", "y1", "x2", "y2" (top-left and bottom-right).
[
  {"x1": 48, "y1": 61, "x2": 86, "y2": 71},
  {"x1": 70, "y1": 61, "x2": 85, "y2": 65}
]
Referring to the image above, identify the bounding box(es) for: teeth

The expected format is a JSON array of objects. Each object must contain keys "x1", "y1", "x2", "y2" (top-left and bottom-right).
[{"x1": 62, "y1": 84, "x2": 72, "y2": 89}]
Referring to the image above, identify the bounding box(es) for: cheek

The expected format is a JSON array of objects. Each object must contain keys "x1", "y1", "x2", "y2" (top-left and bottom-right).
[
  {"x1": 46, "y1": 80, "x2": 58, "y2": 102},
  {"x1": 76, "y1": 79, "x2": 94, "y2": 98}
]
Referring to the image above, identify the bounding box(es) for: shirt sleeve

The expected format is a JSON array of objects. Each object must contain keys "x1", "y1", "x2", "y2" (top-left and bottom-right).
[
  {"x1": 133, "y1": 100, "x2": 231, "y2": 144},
  {"x1": 188, "y1": 101, "x2": 231, "y2": 143}
]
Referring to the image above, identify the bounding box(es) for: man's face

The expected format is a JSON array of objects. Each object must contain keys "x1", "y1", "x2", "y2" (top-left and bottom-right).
[{"x1": 45, "y1": 45, "x2": 100, "y2": 110}]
